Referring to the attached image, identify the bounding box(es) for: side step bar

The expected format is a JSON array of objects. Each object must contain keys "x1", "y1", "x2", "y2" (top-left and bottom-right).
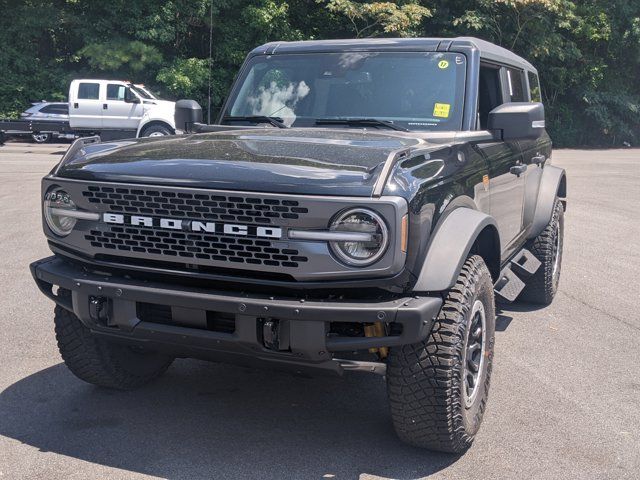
[
  {"x1": 494, "y1": 248, "x2": 541, "y2": 303},
  {"x1": 510, "y1": 248, "x2": 542, "y2": 277},
  {"x1": 494, "y1": 269, "x2": 526, "y2": 303}
]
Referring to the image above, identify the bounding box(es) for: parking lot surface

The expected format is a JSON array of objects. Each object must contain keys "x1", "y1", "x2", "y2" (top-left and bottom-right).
[{"x1": 0, "y1": 142, "x2": 638, "y2": 480}]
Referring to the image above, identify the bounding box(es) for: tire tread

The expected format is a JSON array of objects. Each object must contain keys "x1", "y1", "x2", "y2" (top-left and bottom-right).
[
  {"x1": 520, "y1": 200, "x2": 564, "y2": 304},
  {"x1": 387, "y1": 255, "x2": 495, "y2": 453},
  {"x1": 54, "y1": 306, "x2": 172, "y2": 390}
]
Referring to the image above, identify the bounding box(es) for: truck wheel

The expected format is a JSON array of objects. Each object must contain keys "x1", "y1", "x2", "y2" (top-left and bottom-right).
[
  {"x1": 54, "y1": 305, "x2": 173, "y2": 390},
  {"x1": 387, "y1": 255, "x2": 495, "y2": 453},
  {"x1": 140, "y1": 124, "x2": 173, "y2": 137},
  {"x1": 520, "y1": 200, "x2": 564, "y2": 305},
  {"x1": 32, "y1": 133, "x2": 51, "y2": 143}
]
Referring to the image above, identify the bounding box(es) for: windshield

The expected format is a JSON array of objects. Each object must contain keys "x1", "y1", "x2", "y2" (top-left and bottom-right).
[
  {"x1": 130, "y1": 85, "x2": 157, "y2": 100},
  {"x1": 224, "y1": 52, "x2": 466, "y2": 130}
]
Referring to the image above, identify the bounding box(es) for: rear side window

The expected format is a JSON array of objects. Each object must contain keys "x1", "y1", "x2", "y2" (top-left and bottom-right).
[
  {"x1": 528, "y1": 71, "x2": 542, "y2": 102},
  {"x1": 77, "y1": 83, "x2": 100, "y2": 100},
  {"x1": 506, "y1": 68, "x2": 525, "y2": 102},
  {"x1": 107, "y1": 84, "x2": 126, "y2": 101},
  {"x1": 40, "y1": 104, "x2": 68, "y2": 114}
]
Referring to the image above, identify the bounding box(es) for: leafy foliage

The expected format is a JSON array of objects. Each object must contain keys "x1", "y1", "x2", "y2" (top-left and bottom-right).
[
  {"x1": 156, "y1": 58, "x2": 209, "y2": 100},
  {"x1": 323, "y1": 0, "x2": 432, "y2": 37},
  {"x1": 80, "y1": 41, "x2": 163, "y2": 73},
  {"x1": 0, "y1": 0, "x2": 638, "y2": 146}
]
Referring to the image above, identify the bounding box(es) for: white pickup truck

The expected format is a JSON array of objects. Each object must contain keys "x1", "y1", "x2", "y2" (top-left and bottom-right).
[
  {"x1": 1, "y1": 79, "x2": 176, "y2": 143},
  {"x1": 68, "y1": 79, "x2": 176, "y2": 139}
]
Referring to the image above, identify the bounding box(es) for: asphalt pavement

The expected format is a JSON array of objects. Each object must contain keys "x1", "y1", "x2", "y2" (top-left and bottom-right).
[{"x1": 0, "y1": 142, "x2": 638, "y2": 480}]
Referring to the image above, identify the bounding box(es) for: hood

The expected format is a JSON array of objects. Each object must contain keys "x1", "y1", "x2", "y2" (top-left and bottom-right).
[
  {"x1": 143, "y1": 99, "x2": 175, "y2": 112},
  {"x1": 55, "y1": 128, "x2": 425, "y2": 196},
  {"x1": 150, "y1": 99, "x2": 175, "y2": 108}
]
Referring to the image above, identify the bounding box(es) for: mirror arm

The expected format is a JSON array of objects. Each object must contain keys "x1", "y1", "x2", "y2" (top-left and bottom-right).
[{"x1": 453, "y1": 130, "x2": 501, "y2": 144}]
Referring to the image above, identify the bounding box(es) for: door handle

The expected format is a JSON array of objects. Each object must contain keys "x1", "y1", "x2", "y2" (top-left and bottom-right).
[
  {"x1": 532, "y1": 154, "x2": 546, "y2": 165},
  {"x1": 73, "y1": 102, "x2": 78, "y2": 109},
  {"x1": 510, "y1": 164, "x2": 527, "y2": 176},
  {"x1": 103, "y1": 104, "x2": 108, "y2": 110}
]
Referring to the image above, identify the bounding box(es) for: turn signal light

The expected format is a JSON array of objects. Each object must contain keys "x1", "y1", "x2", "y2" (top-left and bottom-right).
[{"x1": 401, "y1": 214, "x2": 408, "y2": 253}]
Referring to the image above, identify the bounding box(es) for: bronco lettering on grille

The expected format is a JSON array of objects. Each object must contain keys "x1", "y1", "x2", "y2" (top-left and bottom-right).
[{"x1": 102, "y1": 213, "x2": 283, "y2": 239}]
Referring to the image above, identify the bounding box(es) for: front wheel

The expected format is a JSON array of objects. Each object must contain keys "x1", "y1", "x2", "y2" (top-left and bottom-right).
[
  {"x1": 54, "y1": 305, "x2": 174, "y2": 390},
  {"x1": 386, "y1": 255, "x2": 496, "y2": 453},
  {"x1": 140, "y1": 124, "x2": 173, "y2": 137}
]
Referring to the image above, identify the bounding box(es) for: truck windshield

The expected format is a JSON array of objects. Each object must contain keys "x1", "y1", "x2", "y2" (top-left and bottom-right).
[
  {"x1": 130, "y1": 85, "x2": 157, "y2": 100},
  {"x1": 224, "y1": 52, "x2": 466, "y2": 131}
]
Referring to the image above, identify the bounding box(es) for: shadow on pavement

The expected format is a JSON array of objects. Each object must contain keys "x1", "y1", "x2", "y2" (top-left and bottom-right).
[
  {"x1": 0, "y1": 360, "x2": 458, "y2": 479},
  {"x1": 496, "y1": 301, "x2": 548, "y2": 331}
]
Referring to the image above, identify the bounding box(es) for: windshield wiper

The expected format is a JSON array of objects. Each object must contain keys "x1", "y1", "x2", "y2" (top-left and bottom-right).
[
  {"x1": 315, "y1": 118, "x2": 409, "y2": 132},
  {"x1": 222, "y1": 115, "x2": 288, "y2": 129}
]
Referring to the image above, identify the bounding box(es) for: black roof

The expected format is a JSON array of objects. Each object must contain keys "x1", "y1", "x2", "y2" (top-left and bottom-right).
[{"x1": 250, "y1": 36, "x2": 536, "y2": 72}]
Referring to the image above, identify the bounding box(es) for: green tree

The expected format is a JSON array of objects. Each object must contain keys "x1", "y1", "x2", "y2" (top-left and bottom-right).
[
  {"x1": 0, "y1": 0, "x2": 638, "y2": 146},
  {"x1": 322, "y1": 0, "x2": 432, "y2": 37}
]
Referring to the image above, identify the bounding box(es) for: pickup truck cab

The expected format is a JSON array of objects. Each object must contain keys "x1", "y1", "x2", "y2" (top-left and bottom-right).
[
  {"x1": 31, "y1": 37, "x2": 566, "y2": 454},
  {"x1": 68, "y1": 79, "x2": 176, "y2": 139}
]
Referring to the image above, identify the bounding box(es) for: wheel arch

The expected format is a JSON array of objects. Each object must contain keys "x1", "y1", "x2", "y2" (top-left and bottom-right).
[
  {"x1": 137, "y1": 120, "x2": 175, "y2": 138},
  {"x1": 527, "y1": 165, "x2": 566, "y2": 240},
  {"x1": 412, "y1": 208, "x2": 501, "y2": 293}
]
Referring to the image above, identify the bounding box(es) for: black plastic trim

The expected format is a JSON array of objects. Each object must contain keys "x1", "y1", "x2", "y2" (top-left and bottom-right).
[
  {"x1": 31, "y1": 256, "x2": 442, "y2": 366},
  {"x1": 527, "y1": 165, "x2": 566, "y2": 239},
  {"x1": 413, "y1": 208, "x2": 500, "y2": 292},
  {"x1": 48, "y1": 243, "x2": 414, "y2": 293}
]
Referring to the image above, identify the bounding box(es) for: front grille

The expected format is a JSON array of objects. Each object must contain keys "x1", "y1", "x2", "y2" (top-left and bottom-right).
[
  {"x1": 84, "y1": 226, "x2": 308, "y2": 268},
  {"x1": 82, "y1": 185, "x2": 308, "y2": 224},
  {"x1": 81, "y1": 185, "x2": 310, "y2": 268},
  {"x1": 49, "y1": 179, "x2": 404, "y2": 282}
]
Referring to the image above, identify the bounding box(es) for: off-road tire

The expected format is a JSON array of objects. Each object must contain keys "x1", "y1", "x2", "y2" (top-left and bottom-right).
[
  {"x1": 387, "y1": 255, "x2": 496, "y2": 453},
  {"x1": 54, "y1": 305, "x2": 173, "y2": 389},
  {"x1": 520, "y1": 200, "x2": 564, "y2": 305},
  {"x1": 140, "y1": 124, "x2": 173, "y2": 137}
]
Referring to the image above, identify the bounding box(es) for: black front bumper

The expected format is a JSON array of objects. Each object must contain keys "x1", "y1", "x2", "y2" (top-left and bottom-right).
[{"x1": 31, "y1": 256, "x2": 442, "y2": 374}]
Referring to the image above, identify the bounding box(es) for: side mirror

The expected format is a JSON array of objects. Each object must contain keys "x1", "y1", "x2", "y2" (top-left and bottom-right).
[
  {"x1": 124, "y1": 87, "x2": 141, "y2": 104},
  {"x1": 488, "y1": 102, "x2": 545, "y2": 141},
  {"x1": 175, "y1": 99, "x2": 203, "y2": 133}
]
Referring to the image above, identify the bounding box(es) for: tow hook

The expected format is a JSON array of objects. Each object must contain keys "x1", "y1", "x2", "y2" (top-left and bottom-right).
[
  {"x1": 88, "y1": 296, "x2": 110, "y2": 325},
  {"x1": 261, "y1": 318, "x2": 290, "y2": 351},
  {"x1": 364, "y1": 322, "x2": 389, "y2": 359}
]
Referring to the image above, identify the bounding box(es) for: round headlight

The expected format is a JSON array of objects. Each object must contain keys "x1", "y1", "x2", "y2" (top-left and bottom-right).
[
  {"x1": 329, "y1": 208, "x2": 389, "y2": 266},
  {"x1": 44, "y1": 188, "x2": 77, "y2": 236}
]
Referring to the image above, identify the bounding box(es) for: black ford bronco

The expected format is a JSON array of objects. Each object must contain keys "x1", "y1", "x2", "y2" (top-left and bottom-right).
[{"x1": 31, "y1": 37, "x2": 566, "y2": 453}]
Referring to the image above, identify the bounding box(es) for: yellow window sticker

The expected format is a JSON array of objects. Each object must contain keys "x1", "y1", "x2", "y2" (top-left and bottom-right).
[
  {"x1": 438, "y1": 60, "x2": 449, "y2": 69},
  {"x1": 433, "y1": 103, "x2": 451, "y2": 118}
]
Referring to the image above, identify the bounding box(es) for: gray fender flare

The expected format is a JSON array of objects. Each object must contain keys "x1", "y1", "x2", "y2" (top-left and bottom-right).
[
  {"x1": 527, "y1": 165, "x2": 567, "y2": 239},
  {"x1": 413, "y1": 208, "x2": 500, "y2": 292}
]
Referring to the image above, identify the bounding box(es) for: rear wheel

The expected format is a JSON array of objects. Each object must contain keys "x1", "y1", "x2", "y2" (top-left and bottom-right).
[
  {"x1": 386, "y1": 255, "x2": 495, "y2": 453},
  {"x1": 140, "y1": 124, "x2": 173, "y2": 137},
  {"x1": 54, "y1": 305, "x2": 173, "y2": 390},
  {"x1": 520, "y1": 199, "x2": 564, "y2": 305},
  {"x1": 32, "y1": 133, "x2": 51, "y2": 143}
]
